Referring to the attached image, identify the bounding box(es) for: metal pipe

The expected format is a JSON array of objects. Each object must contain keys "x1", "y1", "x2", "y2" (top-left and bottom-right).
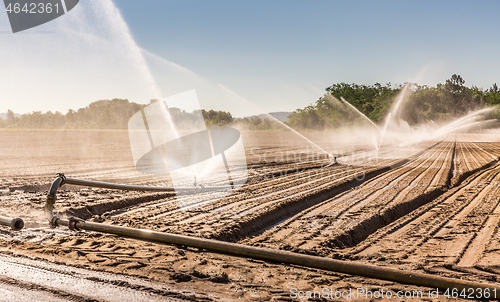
[
  {"x1": 46, "y1": 173, "x2": 500, "y2": 292},
  {"x1": 45, "y1": 173, "x2": 232, "y2": 222},
  {"x1": 0, "y1": 216, "x2": 24, "y2": 231},
  {"x1": 53, "y1": 216, "x2": 500, "y2": 293},
  {"x1": 45, "y1": 173, "x2": 67, "y2": 221},
  {"x1": 64, "y1": 177, "x2": 231, "y2": 192}
]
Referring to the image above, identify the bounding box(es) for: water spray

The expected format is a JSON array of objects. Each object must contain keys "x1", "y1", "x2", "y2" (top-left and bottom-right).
[
  {"x1": 262, "y1": 113, "x2": 336, "y2": 160},
  {"x1": 430, "y1": 119, "x2": 497, "y2": 140},
  {"x1": 338, "y1": 96, "x2": 380, "y2": 152},
  {"x1": 430, "y1": 107, "x2": 494, "y2": 139},
  {"x1": 376, "y1": 83, "x2": 413, "y2": 149},
  {"x1": 340, "y1": 97, "x2": 380, "y2": 130},
  {"x1": 378, "y1": 112, "x2": 391, "y2": 150},
  {"x1": 218, "y1": 84, "x2": 335, "y2": 161}
]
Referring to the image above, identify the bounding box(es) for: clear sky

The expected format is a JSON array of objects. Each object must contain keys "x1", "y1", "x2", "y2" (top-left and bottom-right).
[{"x1": 1, "y1": 0, "x2": 499, "y2": 116}]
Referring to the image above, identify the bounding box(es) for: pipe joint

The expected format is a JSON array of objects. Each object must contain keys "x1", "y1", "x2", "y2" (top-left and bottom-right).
[
  {"x1": 56, "y1": 172, "x2": 66, "y2": 185},
  {"x1": 68, "y1": 217, "x2": 85, "y2": 230},
  {"x1": 45, "y1": 173, "x2": 67, "y2": 224},
  {"x1": 50, "y1": 216, "x2": 60, "y2": 228}
]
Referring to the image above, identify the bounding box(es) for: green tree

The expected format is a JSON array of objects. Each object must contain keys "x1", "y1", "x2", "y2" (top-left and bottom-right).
[
  {"x1": 201, "y1": 109, "x2": 234, "y2": 126},
  {"x1": 288, "y1": 75, "x2": 493, "y2": 129},
  {"x1": 6, "y1": 109, "x2": 18, "y2": 126}
]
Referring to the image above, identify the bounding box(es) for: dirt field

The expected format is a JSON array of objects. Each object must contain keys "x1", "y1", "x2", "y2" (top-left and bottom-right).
[{"x1": 2, "y1": 130, "x2": 500, "y2": 301}]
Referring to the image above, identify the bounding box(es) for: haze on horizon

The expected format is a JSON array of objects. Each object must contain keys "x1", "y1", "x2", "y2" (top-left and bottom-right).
[{"x1": 0, "y1": 0, "x2": 499, "y2": 117}]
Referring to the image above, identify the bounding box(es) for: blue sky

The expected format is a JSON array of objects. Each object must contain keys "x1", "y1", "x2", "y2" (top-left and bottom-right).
[
  {"x1": 117, "y1": 0, "x2": 500, "y2": 84},
  {"x1": 1, "y1": 0, "x2": 499, "y2": 116},
  {"x1": 117, "y1": 0, "x2": 500, "y2": 113}
]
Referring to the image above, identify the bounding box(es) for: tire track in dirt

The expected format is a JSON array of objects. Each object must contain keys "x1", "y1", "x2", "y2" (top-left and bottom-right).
[
  {"x1": 0, "y1": 275, "x2": 87, "y2": 302},
  {"x1": 406, "y1": 168, "x2": 500, "y2": 266}
]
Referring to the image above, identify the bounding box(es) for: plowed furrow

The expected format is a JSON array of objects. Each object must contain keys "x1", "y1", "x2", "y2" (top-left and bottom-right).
[
  {"x1": 244, "y1": 142, "x2": 454, "y2": 253},
  {"x1": 353, "y1": 160, "x2": 500, "y2": 270}
]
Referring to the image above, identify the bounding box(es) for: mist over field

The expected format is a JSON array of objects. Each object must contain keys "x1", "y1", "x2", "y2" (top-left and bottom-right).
[{"x1": 2, "y1": 1, "x2": 500, "y2": 300}]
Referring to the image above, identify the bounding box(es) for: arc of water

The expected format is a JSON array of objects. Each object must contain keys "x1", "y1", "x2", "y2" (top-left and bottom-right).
[
  {"x1": 339, "y1": 96, "x2": 380, "y2": 152},
  {"x1": 430, "y1": 119, "x2": 496, "y2": 140},
  {"x1": 431, "y1": 107, "x2": 494, "y2": 138},
  {"x1": 432, "y1": 116, "x2": 479, "y2": 138},
  {"x1": 378, "y1": 112, "x2": 391, "y2": 150},
  {"x1": 377, "y1": 83, "x2": 413, "y2": 149},
  {"x1": 218, "y1": 84, "x2": 335, "y2": 159},
  {"x1": 261, "y1": 112, "x2": 335, "y2": 159},
  {"x1": 340, "y1": 97, "x2": 380, "y2": 130}
]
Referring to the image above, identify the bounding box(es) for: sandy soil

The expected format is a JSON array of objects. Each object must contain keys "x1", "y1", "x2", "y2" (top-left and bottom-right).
[{"x1": 2, "y1": 130, "x2": 500, "y2": 301}]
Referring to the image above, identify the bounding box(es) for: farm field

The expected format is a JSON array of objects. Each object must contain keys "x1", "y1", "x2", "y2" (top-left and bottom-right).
[{"x1": 1, "y1": 130, "x2": 500, "y2": 301}]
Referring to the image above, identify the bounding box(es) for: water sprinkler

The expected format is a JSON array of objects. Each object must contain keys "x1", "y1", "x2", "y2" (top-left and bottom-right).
[
  {"x1": 0, "y1": 216, "x2": 24, "y2": 231},
  {"x1": 324, "y1": 156, "x2": 338, "y2": 168}
]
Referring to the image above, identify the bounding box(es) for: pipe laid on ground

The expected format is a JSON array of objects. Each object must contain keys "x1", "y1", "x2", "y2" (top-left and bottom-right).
[
  {"x1": 53, "y1": 216, "x2": 500, "y2": 293},
  {"x1": 45, "y1": 173, "x2": 233, "y2": 220},
  {"x1": 63, "y1": 177, "x2": 231, "y2": 192},
  {"x1": 0, "y1": 216, "x2": 24, "y2": 231},
  {"x1": 46, "y1": 173, "x2": 500, "y2": 292}
]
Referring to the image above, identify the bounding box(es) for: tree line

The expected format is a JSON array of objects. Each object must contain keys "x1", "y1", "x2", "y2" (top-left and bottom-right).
[
  {"x1": 0, "y1": 99, "x2": 236, "y2": 130},
  {"x1": 288, "y1": 74, "x2": 500, "y2": 129},
  {"x1": 0, "y1": 98, "x2": 283, "y2": 130},
  {"x1": 2, "y1": 75, "x2": 499, "y2": 130}
]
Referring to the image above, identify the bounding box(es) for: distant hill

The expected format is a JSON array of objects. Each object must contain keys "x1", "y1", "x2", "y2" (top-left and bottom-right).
[
  {"x1": 0, "y1": 112, "x2": 21, "y2": 120},
  {"x1": 245, "y1": 111, "x2": 291, "y2": 122}
]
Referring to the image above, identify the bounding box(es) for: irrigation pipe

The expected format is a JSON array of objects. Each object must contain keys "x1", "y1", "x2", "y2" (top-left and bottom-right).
[
  {"x1": 0, "y1": 216, "x2": 24, "y2": 231},
  {"x1": 51, "y1": 216, "x2": 500, "y2": 293},
  {"x1": 45, "y1": 173, "x2": 232, "y2": 218},
  {"x1": 46, "y1": 173, "x2": 500, "y2": 294},
  {"x1": 63, "y1": 177, "x2": 231, "y2": 192}
]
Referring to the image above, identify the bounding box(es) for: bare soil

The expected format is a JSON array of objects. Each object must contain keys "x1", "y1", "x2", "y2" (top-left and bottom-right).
[{"x1": 2, "y1": 130, "x2": 500, "y2": 301}]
